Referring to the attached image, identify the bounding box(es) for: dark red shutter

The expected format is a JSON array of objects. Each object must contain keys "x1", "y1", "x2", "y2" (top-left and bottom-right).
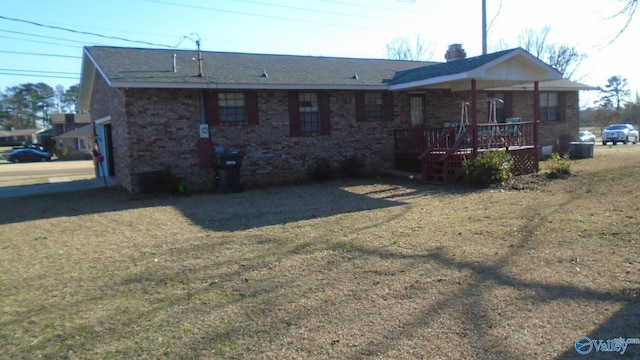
[
  {"x1": 384, "y1": 92, "x2": 394, "y2": 121},
  {"x1": 288, "y1": 92, "x2": 301, "y2": 136},
  {"x1": 245, "y1": 92, "x2": 259, "y2": 126},
  {"x1": 319, "y1": 92, "x2": 331, "y2": 135},
  {"x1": 204, "y1": 91, "x2": 220, "y2": 126},
  {"x1": 355, "y1": 93, "x2": 365, "y2": 122}
]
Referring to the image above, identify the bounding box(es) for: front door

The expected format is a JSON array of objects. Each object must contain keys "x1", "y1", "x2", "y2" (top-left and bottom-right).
[{"x1": 410, "y1": 94, "x2": 426, "y2": 127}]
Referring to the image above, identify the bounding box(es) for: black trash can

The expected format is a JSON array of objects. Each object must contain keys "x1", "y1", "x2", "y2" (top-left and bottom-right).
[
  {"x1": 569, "y1": 142, "x2": 594, "y2": 159},
  {"x1": 212, "y1": 152, "x2": 244, "y2": 193}
]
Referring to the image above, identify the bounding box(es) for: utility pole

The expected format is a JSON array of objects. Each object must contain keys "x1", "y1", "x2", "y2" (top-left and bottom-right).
[
  {"x1": 196, "y1": 40, "x2": 203, "y2": 78},
  {"x1": 482, "y1": 0, "x2": 487, "y2": 54}
]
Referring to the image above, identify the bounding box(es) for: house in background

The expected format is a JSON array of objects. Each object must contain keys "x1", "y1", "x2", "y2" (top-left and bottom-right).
[
  {"x1": 50, "y1": 113, "x2": 91, "y2": 137},
  {"x1": 0, "y1": 128, "x2": 43, "y2": 145},
  {"x1": 77, "y1": 44, "x2": 593, "y2": 194},
  {"x1": 53, "y1": 124, "x2": 93, "y2": 160},
  {"x1": 49, "y1": 113, "x2": 93, "y2": 160}
]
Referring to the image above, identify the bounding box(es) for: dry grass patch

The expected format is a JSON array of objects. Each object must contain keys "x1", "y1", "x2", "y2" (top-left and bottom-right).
[{"x1": 1, "y1": 145, "x2": 639, "y2": 359}]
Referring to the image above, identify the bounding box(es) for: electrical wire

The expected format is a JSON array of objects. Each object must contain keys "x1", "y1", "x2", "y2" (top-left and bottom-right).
[
  {"x1": 0, "y1": 15, "x2": 175, "y2": 48},
  {"x1": 0, "y1": 72, "x2": 79, "y2": 80},
  {"x1": 0, "y1": 50, "x2": 80, "y2": 59}
]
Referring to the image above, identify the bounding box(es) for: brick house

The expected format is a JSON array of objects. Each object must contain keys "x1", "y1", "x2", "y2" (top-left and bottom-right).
[
  {"x1": 50, "y1": 113, "x2": 92, "y2": 160},
  {"x1": 77, "y1": 45, "x2": 591, "y2": 193}
]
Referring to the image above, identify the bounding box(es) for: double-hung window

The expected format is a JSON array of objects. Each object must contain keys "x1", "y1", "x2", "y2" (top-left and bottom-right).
[
  {"x1": 204, "y1": 91, "x2": 259, "y2": 126},
  {"x1": 356, "y1": 92, "x2": 393, "y2": 122},
  {"x1": 364, "y1": 93, "x2": 384, "y2": 120},
  {"x1": 218, "y1": 93, "x2": 246, "y2": 123},
  {"x1": 288, "y1": 92, "x2": 331, "y2": 136},
  {"x1": 540, "y1": 92, "x2": 559, "y2": 121},
  {"x1": 299, "y1": 93, "x2": 320, "y2": 134}
]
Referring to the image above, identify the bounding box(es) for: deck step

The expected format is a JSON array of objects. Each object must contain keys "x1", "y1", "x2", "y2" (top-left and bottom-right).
[{"x1": 421, "y1": 154, "x2": 465, "y2": 184}]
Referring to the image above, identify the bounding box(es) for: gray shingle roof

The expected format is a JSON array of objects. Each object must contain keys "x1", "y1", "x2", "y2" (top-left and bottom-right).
[
  {"x1": 84, "y1": 46, "x2": 439, "y2": 89},
  {"x1": 390, "y1": 48, "x2": 517, "y2": 84}
]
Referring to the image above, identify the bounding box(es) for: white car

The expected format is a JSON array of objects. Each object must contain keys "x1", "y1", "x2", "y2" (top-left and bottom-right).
[
  {"x1": 602, "y1": 124, "x2": 639, "y2": 145},
  {"x1": 578, "y1": 130, "x2": 596, "y2": 142}
]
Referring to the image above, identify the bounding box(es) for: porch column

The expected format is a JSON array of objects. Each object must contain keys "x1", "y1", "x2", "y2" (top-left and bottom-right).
[
  {"x1": 533, "y1": 81, "x2": 539, "y2": 147},
  {"x1": 471, "y1": 79, "x2": 478, "y2": 155}
]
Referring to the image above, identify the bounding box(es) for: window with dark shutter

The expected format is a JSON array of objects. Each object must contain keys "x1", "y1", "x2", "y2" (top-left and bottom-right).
[
  {"x1": 289, "y1": 92, "x2": 330, "y2": 136},
  {"x1": 356, "y1": 92, "x2": 393, "y2": 122},
  {"x1": 540, "y1": 92, "x2": 560, "y2": 121},
  {"x1": 203, "y1": 91, "x2": 259, "y2": 126}
]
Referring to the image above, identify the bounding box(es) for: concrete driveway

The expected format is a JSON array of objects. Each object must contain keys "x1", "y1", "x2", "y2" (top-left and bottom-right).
[{"x1": 0, "y1": 160, "x2": 116, "y2": 198}]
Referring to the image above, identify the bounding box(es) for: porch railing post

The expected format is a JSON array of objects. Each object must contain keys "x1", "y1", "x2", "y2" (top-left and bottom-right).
[
  {"x1": 533, "y1": 81, "x2": 540, "y2": 146},
  {"x1": 471, "y1": 79, "x2": 478, "y2": 155}
]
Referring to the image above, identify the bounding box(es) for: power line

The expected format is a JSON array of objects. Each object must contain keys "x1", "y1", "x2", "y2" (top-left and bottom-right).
[
  {"x1": 0, "y1": 50, "x2": 80, "y2": 59},
  {"x1": 0, "y1": 29, "x2": 95, "y2": 45},
  {"x1": 0, "y1": 15, "x2": 175, "y2": 48},
  {"x1": 0, "y1": 34, "x2": 82, "y2": 49},
  {"x1": 141, "y1": 0, "x2": 411, "y2": 34},
  {"x1": 0, "y1": 72, "x2": 79, "y2": 80},
  {"x1": 228, "y1": 0, "x2": 426, "y2": 26},
  {"x1": 0, "y1": 68, "x2": 79, "y2": 75}
]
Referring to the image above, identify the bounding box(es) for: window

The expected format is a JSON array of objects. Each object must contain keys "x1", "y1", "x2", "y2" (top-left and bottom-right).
[
  {"x1": 204, "y1": 91, "x2": 259, "y2": 126},
  {"x1": 540, "y1": 92, "x2": 559, "y2": 121},
  {"x1": 76, "y1": 138, "x2": 87, "y2": 151},
  {"x1": 356, "y1": 92, "x2": 393, "y2": 122},
  {"x1": 288, "y1": 92, "x2": 330, "y2": 136},
  {"x1": 218, "y1": 93, "x2": 246, "y2": 123},
  {"x1": 364, "y1": 93, "x2": 384, "y2": 120},
  {"x1": 299, "y1": 93, "x2": 320, "y2": 133}
]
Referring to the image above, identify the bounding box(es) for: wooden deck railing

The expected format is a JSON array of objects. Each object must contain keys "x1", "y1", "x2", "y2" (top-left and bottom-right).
[{"x1": 394, "y1": 121, "x2": 537, "y2": 154}]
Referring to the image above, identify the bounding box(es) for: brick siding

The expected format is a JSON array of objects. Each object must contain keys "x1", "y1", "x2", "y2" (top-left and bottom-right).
[{"x1": 89, "y1": 77, "x2": 579, "y2": 193}]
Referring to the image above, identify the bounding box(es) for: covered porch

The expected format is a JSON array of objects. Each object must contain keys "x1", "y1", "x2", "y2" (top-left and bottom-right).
[{"x1": 388, "y1": 47, "x2": 563, "y2": 184}]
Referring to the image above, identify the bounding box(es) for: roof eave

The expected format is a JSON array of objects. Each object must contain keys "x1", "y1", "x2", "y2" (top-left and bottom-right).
[{"x1": 106, "y1": 81, "x2": 390, "y2": 91}]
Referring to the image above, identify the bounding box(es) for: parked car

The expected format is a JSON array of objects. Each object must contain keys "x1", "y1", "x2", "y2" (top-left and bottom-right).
[
  {"x1": 7, "y1": 148, "x2": 52, "y2": 163},
  {"x1": 578, "y1": 130, "x2": 596, "y2": 142},
  {"x1": 601, "y1": 124, "x2": 639, "y2": 145},
  {"x1": 24, "y1": 144, "x2": 48, "y2": 152}
]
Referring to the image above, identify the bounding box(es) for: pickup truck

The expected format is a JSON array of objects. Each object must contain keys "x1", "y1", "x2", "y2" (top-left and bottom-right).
[{"x1": 601, "y1": 124, "x2": 639, "y2": 145}]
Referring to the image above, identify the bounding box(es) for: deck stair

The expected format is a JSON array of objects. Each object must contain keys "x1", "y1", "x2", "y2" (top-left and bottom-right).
[{"x1": 418, "y1": 127, "x2": 474, "y2": 184}]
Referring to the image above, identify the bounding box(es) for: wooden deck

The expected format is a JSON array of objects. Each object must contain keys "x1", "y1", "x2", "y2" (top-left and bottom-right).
[{"x1": 394, "y1": 121, "x2": 540, "y2": 184}]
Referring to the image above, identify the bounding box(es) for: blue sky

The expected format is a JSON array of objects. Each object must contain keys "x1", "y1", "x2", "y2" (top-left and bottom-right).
[{"x1": 1, "y1": 0, "x2": 638, "y2": 108}]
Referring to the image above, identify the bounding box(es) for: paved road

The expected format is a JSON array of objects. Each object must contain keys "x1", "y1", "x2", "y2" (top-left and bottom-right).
[{"x1": 0, "y1": 160, "x2": 116, "y2": 198}]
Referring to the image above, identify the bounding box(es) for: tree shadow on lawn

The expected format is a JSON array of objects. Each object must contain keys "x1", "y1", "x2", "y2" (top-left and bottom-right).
[{"x1": 0, "y1": 177, "x2": 469, "y2": 231}]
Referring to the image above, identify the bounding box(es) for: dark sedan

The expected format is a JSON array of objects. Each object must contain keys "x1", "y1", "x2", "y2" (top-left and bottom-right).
[{"x1": 7, "y1": 148, "x2": 52, "y2": 163}]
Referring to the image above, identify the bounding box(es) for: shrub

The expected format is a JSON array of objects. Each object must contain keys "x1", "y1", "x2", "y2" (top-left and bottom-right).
[
  {"x1": 308, "y1": 157, "x2": 332, "y2": 182},
  {"x1": 463, "y1": 150, "x2": 513, "y2": 187},
  {"x1": 339, "y1": 153, "x2": 366, "y2": 178},
  {"x1": 546, "y1": 152, "x2": 571, "y2": 179}
]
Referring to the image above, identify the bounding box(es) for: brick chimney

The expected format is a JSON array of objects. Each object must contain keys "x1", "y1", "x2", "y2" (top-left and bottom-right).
[{"x1": 445, "y1": 44, "x2": 467, "y2": 62}]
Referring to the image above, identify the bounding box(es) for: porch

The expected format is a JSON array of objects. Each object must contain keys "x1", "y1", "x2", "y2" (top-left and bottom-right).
[{"x1": 394, "y1": 120, "x2": 539, "y2": 184}]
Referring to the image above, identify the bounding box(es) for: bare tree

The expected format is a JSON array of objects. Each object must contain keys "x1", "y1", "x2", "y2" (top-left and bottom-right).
[
  {"x1": 385, "y1": 34, "x2": 434, "y2": 61},
  {"x1": 518, "y1": 27, "x2": 586, "y2": 79},
  {"x1": 546, "y1": 44, "x2": 587, "y2": 80},
  {"x1": 608, "y1": 0, "x2": 638, "y2": 42},
  {"x1": 518, "y1": 26, "x2": 550, "y2": 58}
]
